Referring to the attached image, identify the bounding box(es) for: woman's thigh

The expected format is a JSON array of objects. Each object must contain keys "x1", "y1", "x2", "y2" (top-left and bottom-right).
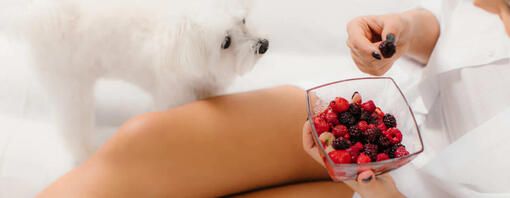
[
  {"x1": 231, "y1": 181, "x2": 353, "y2": 198},
  {"x1": 38, "y1": 86, "x2": 335, "y2": 197}
]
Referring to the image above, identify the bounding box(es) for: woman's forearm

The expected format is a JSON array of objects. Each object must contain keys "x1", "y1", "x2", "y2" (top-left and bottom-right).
[{"x1": 402, "y1": 9, "x2": 440, "y2": 64}]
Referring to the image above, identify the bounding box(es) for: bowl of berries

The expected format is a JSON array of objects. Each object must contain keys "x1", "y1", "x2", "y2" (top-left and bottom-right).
[{"x1": 306, "y1": 77, "x2": 423, "y2": 181}]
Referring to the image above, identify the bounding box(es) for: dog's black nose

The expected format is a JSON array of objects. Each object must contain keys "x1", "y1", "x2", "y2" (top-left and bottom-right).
[{"x1": 258, "y1": 39, "x2": 269, "y2": 54}]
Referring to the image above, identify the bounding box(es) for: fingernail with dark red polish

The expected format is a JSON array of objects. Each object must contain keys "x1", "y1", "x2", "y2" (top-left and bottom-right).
[
  {"x1": 372, "y1": 52, "x2": 382, "y2": 60},
  {"x1": 386, "y1": 33, "x2": 395, "y2": 43},
  {"x1": 362, "y1": 175, "x2": 373, "y2": 183}
]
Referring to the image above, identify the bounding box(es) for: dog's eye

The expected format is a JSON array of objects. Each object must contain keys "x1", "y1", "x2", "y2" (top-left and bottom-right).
[
  {"x1": 242, "y1": 18, "x2": 246, "y2": 24},
  {"x1": 222, "y1": 36, "x2": 231, "y2": 49}
]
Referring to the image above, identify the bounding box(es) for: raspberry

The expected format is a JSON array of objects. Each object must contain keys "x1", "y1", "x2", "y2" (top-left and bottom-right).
[
  {"x1": 377, "y1": 123, "x2": 387, "y2": 131},
  {"x1": 331, "y1": 97, "x2": 350, "y2": 113},
  {"x1": 353, "y1": 142, "x2": 364, "y2": 150},
  {"x1": 332, "y1": 137, "x2": 351, "y2": 150},
  {"x1": 368, "y1": 124, "x2": 376, "y2": 129},
  {"x1": 394, "y1": 146, "x2": 410, "y2": 158},
  {"x1": 357, "y1": 120, "x2": 369, "y2": 131},
  {"x1": 379, "y1": 40, "x2": 396, "y2": 58},
  {"x1": 383, "y1": 114, "x2": 397, "y2": 128},
  {"x1": 356, "y1": 153, "x2": 372, "y2": 164},
  {"x1": 370, "y1": 112, "x2": 382, "y2": 122},
  {"x1": 332, "y1": 125, "x2": 348, "y2": 138},
  {"x1": 346, "y1": 146, "x2": 360, "y2": 162},
  {"x1": 312, "y1": 116, "x2": 330, "y2": 135},
  {"x1": 348, "y1": 103, "x2": 361, "y2": 118},
  {"x1": 351, "y1": 92, "x2": 362, "y2": 105},
  {"x1": 377, "y1": 134, "x2": 392, "y2": 148},
  {"x1": 362, "y1": 127, "x2": 381, "y2": 143},
  {"x1": 376, "y1": 153, "x2": 390, "y2": 162},
  {"x1": 325, "y1": 109, "x2": 339, "y2": 125},
  {"x1": 339, "y1": 112, "x2": 356, "y2": 126},
  {"x1": 329, "y1": 150, "x2": 351, "y2": 164},
  {"x1": 361, "y1": 100, "x2": 376, "y2": 113},
  {"x1": 360, "y1": 110, "x2": 371, "y2": 121},
  {"x1": 386, "y1": 128, "x2": 402, "y2": 144},
  {"x1": 348, "y1": 125, "x2": 362, "y2": 140},
  {"x1": 363, "y1": 143, "x2": 379, "y2": 161}
]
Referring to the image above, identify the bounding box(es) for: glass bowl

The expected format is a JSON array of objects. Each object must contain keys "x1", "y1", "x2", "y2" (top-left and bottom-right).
[{"x1": 306, "y1": 77, "x2": 423, "y2": 181}]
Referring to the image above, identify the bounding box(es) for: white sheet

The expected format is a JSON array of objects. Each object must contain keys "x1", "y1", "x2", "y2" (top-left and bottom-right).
[{"x1": 0, "y1": 0, "x2": 421, "y2": 197}]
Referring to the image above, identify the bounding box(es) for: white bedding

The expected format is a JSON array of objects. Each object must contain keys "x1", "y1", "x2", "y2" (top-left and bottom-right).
[{"x1": 0, "y1": 0, "x2": 421, "y2": 197}]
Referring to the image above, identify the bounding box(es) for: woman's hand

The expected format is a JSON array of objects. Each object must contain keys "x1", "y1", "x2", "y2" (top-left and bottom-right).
[
  {"x1": 346, "y1": 14, "x2": 412, "y2": 76},
  {"x1": 302, "y1": 121, "x2": 405, "y2": 198},
  {"x1": 346, "y1": 10, "x2": 440, "y2": 76},
  {"x1": 344, "y1": 171, "x2": 405, "y2": 198},
  {"x1": 302, "y1": 120, "x2": 325, "y2": 167}
]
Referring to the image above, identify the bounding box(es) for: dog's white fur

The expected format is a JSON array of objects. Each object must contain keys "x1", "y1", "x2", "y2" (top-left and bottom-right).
[{"x1": 22, "y1": 0, "x2": 267, "y2": 163}]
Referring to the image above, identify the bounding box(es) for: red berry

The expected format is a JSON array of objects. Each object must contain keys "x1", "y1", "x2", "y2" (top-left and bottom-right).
[
  {"x1": 325, "y1": 109, "x2": 339, "y2": 125},
  {"x1": 332, "y1": 97, "x2": 350, "y2": 113},
  {"x1": 356, "y1": 153, "x2": 372, "y2": 164},
  {"x1": 368, "y1": 124, "x2": 376, "y2": 129},
  {"x1": 394, "y1": 146, "x2": 409, "y2": 158},
  {"x1": 332, "y1": 125, "x2": 348, "y2": 138},
  {"x1": 361, "y1": 100, "x2": 376, "y2": 113},
  {"x1": 357, "y1": 121, "x2": 369, "y2": 131},
  {"x1": 386, "y1": 128, "x2": 403, "y2": 144},
  {"x1": 353, "y1": 142, "x2": 364, "y2": 150},
  {"x1": 376, "y1": 153, "x2": 390, "y2": 162},
  {"x1": 346, "y1": 147, "x2": 360, "y2": 162},
  {"x1": 343, "y1": 133, "x2": 350, "y2": 139},
  {"x1": 377, "y1": 123, "x2": 387, "y2": 131},
  {"x1": 374, "y1": 107, "x2": 384, "y2": 117},
  {"x1": 313, "y1": 116, "x2": 330, "y2": 135},
  {"x1": 329, "y1": 150, "x2": 352, "y2": 164}
]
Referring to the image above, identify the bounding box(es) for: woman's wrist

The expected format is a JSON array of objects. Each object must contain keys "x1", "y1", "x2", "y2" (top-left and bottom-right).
[{"x1": 400, "y1": 9, "x2": 440, "y2": 64}]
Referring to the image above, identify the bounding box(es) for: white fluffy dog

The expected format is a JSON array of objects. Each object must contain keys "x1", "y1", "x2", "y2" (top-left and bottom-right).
[{"x1": 15, "y1": 0, "x2": 268, "y2": 163}]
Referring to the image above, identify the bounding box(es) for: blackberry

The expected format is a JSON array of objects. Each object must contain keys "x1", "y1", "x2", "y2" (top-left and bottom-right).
[
  {"x1": 332, "y1": 137, "x2": 351, "y2": 150},
  {"x1": 388, "y1": 143, "x2": 404, "y2": 158},
  {"x1": 363, "y1": 143, "x2": 379, "y2": 161},
  {"x1": 383, "y1": 114, "x2": 397, "y2": 128},
  {"x1": 348, "y1": 103, "x2": 361, "y2": 118},
  {"x1": 360, "y1": 110, "x2": 371, "y2": 121},
  {"x1": 348, "y1": 125, "x2": 362, "y2": 141},
  {"x1": 362, "y1": 127, "x2": 381, "y2": 143},
  {"x1": 379, "y1": 40, "x2": 396, "y2": 58},
  {"x1": 339, "y1": 112, "x2": 356, "y2": 126},
  {"x1": 377, "y1": 135, "x2": 392, "y2": 148}
]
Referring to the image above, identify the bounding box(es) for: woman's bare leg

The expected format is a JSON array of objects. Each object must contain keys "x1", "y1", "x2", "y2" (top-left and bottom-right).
[
  {"x1": 231, "y1": 181, "x2": 353, "y2": 197},
  {"x1": 37, "y1": 86, "x2": 353, "y2": 197}
]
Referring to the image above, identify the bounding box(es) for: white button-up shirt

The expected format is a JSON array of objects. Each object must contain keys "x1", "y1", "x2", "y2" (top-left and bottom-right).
[{"x1": 390, "y1": 0, "x2": 510, "y2": 197}]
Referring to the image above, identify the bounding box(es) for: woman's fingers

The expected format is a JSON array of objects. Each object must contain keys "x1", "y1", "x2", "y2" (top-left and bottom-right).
[
  {"x1": 346, "y1": 18, "x2": 381, "y2": 57},
  {"x1": 302, "y1": 121, "x2": 325, "y2": 167},
  {"x1": 356, "y1": 170, "x2": 376, "y2": 183}
]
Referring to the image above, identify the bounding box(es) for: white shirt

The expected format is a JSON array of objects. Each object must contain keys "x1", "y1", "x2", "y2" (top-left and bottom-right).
[{"x1": 391, "y1": 0, "x2": 510, "y2": 197}]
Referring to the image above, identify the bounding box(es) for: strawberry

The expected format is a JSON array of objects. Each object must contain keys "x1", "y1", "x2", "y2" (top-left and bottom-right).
[
  {"x1": 329, "y1": 150, "x2": 352, "y2": 164},
  {"x1": 313, "y1": 116, "x2": 330, "y2": 135}
]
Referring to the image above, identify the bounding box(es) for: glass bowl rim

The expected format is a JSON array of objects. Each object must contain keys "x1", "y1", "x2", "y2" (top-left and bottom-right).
[{"x1": 306, "y1": 77, "x2": 424, "y2": 167}]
